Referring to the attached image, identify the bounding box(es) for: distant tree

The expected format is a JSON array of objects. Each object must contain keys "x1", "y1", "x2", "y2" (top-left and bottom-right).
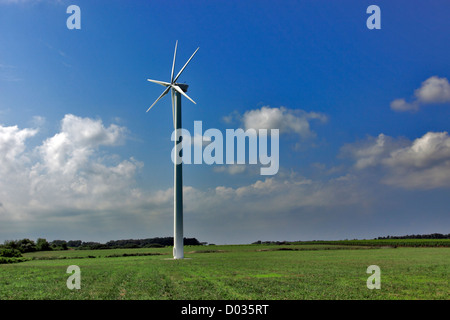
[
  {"x1": 375, "y1": 233, "x2": 450, "y2": 240},
  {"x1": 36, "y1": 238, "x2": 51, "y2": 251},
  {"x1": 17, "y1": 239, "x2": 36, "y2": 253},
  {"x1": 78, "y1": 242, "x2": 109, "y2": 250},
  {"x1": 50, "y1": 240, "x2": 68, "y2": 250},
  {"x1": 104, "y1": 237, "x2": 202, "y2": 249},
  {"x1": 0, "y1": 248, "x2": 22, "y2": 258},
  {"x1": 2, "y1": 239, "x2": 36, "y2": 252},
  {"x1": 67, "y1": 240, "x2": 82, "y2": 248},
  {"x1": 4, "y1": 240, "x2": 19, "y2": 250},
  {"x1": 184, "y1": 238, "x2": 201, "y2": 246}
]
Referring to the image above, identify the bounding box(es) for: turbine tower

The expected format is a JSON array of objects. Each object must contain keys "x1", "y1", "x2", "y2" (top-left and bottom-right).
[{"x1": 146, "y1": 41, "x2": 199, "y2": 259}]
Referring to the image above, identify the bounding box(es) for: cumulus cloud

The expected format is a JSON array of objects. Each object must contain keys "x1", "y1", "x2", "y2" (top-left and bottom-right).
[
  {"x1": 341, "y1": 133, "x2": 409, "y2": 169},
  {"x1": 381, "y1": 132, "x2": 450, "y2": 189},
  {"x1": 391, "y1": 76, "x2": 450, "y2": 112},
  {"x1": 0, "y1": 115, "x2": 144, "y2": 225},
  {"x1": 390, "y1": 98, "x2": 419, "y2": 112},
  {"x1": 244, "y1": 106, "x2": 327, "y2": 137},
  {"x1": 184, "y1": 171, "x2": 366, "y2": 223},
  {"x1": 0, "y1": 125, "x2": 39, "y2": 220},
  {"x1": 0, "y1": 114, "x2": 369, "y2": 243},
  {"x1": 0, "y1": 124, "x2": 37, "y2": 172},
  {"x1": 2, "y1": 114, "x2": 447, "y2": 243},
  {"x1": 415, "y1": 76, "x2": 450, "y2": 104},
  {"x1": 224, "y1": 106, "x2": 327, "y2": 138},
  {"x1": 36, "y1": 114, "x2": 126, "y2": 174},
  {"x1": 342, "y1": 131, "x2": 450, "y2": 189}
]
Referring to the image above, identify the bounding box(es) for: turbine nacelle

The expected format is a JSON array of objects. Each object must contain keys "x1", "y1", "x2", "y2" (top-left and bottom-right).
[
  {"x1": 176, "y1": 83, "x2": 189, "y2": 92},
  {"x1": 146, "y1": 80, "x2": 189, "y2": 92}
]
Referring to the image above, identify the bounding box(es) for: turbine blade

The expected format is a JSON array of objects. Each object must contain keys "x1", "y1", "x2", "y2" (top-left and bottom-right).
[
  {"x1": 172, "y1": 85, "x2": 196, "y2": 105},
  {"x1": 146, "y1": 86, "x2": 171, "y2": 112},
  {"x1": 173, "y1": 47, "x2": 199, "y2": 83},
  {"x1": 171, "y1": 40, "x2": 178, "y2": 83},
  {"x1": 147, "y1": 79, "x2": 171, "y2": 87},
  {"x1": 171, "y1": 88, "x2": 175, "y2": 129}
]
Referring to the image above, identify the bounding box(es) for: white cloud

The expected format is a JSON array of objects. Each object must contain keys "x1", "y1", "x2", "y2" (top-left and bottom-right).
[
  {"x1": 0, "y1": 125, "x2": 38, "y2": 219},
  {"x1": 60, "y1": 114, "x2": 125, "y2": 147},
  {"x1": 0, "y1": 115, "x2": 368, "y2": 242},
  {"x1": 391, "y1": 76, "x2": 450, "y2": 112},
  {"x1": 241, "y1": 106, "x2": 327, "y2": 137},
  {"x1": 341, "y1": 133, "x2": 409, "y2": 169},
  {"x1": 36, "y1": 114, "x2": 126, "y2": 174},
  {"x1": 222, "y1": 110, "x2": 241, "y2": 124},
  {"x1": 384, "y1": 132, "x2": 450, "y2": 167},
  {"x1": 223, "y1": 106, "x2": 326, "y2": 138},
  {"x1": 0, "y1": 115, "x2": 143, "y2": 225},
  {"x1": 2, "y1": 115, "x2": 447, "y2": 243},
  {"x1": 415, "y1": 76, "x2": 450, "y2": 104},
  {"x1": 381, "y1": 132, "x2": 450, "y2": 189},
  {"x1": 0, "y1": 124, "x2": 37, "y2": 172},
  {"x1": 183, "y1": 172, "x2": 366, "y2": 230},
  {"x1": 343, "y1": 131, "x2": 450, "y2": 189},
  {"x1": 390, "y1": 98, "x2": 419, "y2": 112}
]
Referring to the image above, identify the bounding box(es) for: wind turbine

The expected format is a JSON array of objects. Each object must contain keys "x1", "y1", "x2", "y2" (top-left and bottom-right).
[{"x1": 146, "y1": 41, "x2": 199, "y2": 259}]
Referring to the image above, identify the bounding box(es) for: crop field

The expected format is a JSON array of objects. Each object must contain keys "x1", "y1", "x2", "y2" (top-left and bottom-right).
[{"x1": 0, "y1": 243, "x2": 448, "y2": 300}]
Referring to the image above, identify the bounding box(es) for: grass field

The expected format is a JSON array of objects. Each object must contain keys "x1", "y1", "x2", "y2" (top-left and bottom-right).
[{"x1": 0, "y1": 243, "x2": 448, "y2": 300}]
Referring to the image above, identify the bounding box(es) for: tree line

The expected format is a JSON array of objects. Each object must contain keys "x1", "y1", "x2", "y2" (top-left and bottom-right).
[
  {"x1": 1, "y1": 238, "x2": 65, "y2": 254},
  {"x1": 68, "y1": 237, "x2": 202, "y2": 249},
  {"x1": 1, "y1": 237, "x2": 202, "y2": 254},
  {"x1": 376, "y1": 233, "x2": 450, "y2": 239},
  {"x1": 251, "y1": 233, "x2": 450, "y2": 245}
]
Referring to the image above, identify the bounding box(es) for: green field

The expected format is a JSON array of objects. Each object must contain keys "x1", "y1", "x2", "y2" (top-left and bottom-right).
[{"x1": 0, "y1": 243, "x2": 448, "y2": 300}]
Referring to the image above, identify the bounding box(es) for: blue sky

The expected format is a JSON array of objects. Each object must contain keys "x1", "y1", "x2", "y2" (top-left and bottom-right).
[{"x1": 0, "y1": 0, "x2": 449, "y2": 244}]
